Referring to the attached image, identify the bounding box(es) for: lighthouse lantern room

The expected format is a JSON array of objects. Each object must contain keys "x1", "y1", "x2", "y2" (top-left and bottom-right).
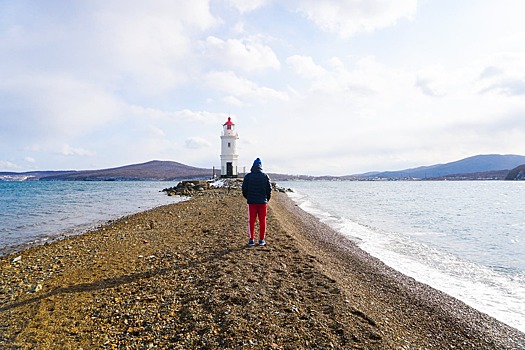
[{"x1": 220, "y1": 117, "x2": 239, "y2": 178}]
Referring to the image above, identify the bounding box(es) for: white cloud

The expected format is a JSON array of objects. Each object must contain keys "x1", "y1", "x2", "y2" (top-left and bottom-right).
[
  {"x1": 293, "y1": 0, "x2": 417, "y2": 38},
  {"x1": 2, "y1": 1, "x2": 525, "y2": 174},
  {"x1": 204, "y1": 36, "x2": 280, "y2": 72},
  {"x1": 480, "y1": 78, "x2": 525, "y2": 96},
  {"x1": 223, "y1": 96, "x2": 244, "y2": 107},
  {"x1": 60, "y1": 144, "x2": 96, "y2": 157},
  {"x1": 0, "y1": 74, "x2": 123, "y2": 141},
  {"x1": 272, "y1": 49, "x2": 525, "y2": 174},
  {"x1": 286, "y1": 54, "x2": 393, "y2": 95},
  {"x1": 86, "y1": 1, "x2": 220, "y2": 94},
  {"x1": 174, "y1": 109, "x2": 228, "y2": 124},
  {"x1": 206, "y1": 71, "x2": 289, "y2": 101},
  {"x1": 129, "y1": 106, "x2": 226, "y2": 125},
  {"x1": 415, "y1": 77, "x2": 440, "y2": 97},
  {"x1": 24, "y1": 144, "x2": 41, "y2": 152},
  {"x1": 24, "y1": 157, "x2": 36, "y2": 163},
  {"x1": 415, "y1": 66, "x2": 449, "y2": 97},
  {"x1": 0, "y1": 161, "x2": 19, "y2": 170},
  {"x1": 227, "y1": 0, "x2": 270, "y2": 13},
  {"x1": 0, "y1": 1, "x2": 220, "y2": 97},
  {"x1": 475, "y1": 53, "x2": 525, "y2": 96},
  {"x1": 147, "y1": 125, "x2": 166, "y2": 138},
  {"x1": 286, "y1": 55, "x2": 328, "y2": 80},
  {"x1": 185, "y1": 137, "x2": 212, "y2": 149}
]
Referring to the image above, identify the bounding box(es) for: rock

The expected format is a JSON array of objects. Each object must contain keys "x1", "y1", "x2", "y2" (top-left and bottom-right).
[
  {"x1": 162, "y1": 180, "x2": 212, "y2": 196},
  {"x1": 30, "y1": 284, "x2": 43, "y2": 293},
  {"x1": 272, "y1": 182, "x2": 293, "y2": 193}
]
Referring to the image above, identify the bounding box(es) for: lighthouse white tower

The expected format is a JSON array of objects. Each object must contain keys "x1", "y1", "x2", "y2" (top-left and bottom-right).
[{"x1": 220, "y1": 117, "x2": 239, "y2": 178}]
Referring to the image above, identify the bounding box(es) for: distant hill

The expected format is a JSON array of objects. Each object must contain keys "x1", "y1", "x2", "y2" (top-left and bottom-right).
[
  {"x1": 0, "y1": 170, "x2": 76, "y2": 181},
  {"x1": 356, "y1": 154, "x2": 525, "y2": 180},
  {"x1": 0, "y1": 161, "x2": 212, "y2": 181},
  {"x1": 505, "y1": 164, "x2": 525, "y2": 180},
  {"x1": 2, "y1": 154, "x2": 525, "y2": 182}
]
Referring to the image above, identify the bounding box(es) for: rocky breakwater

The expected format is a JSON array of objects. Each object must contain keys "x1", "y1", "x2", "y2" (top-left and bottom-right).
[
  {"x1": 162, "y1": 179, "x2": 291, "y2": 197},
  {"x1": 163, "y1": 179, "x2": 245, "y2": 197},
  {"x1": 162, "y1": 180, "x2": 211, "y2": 196}
]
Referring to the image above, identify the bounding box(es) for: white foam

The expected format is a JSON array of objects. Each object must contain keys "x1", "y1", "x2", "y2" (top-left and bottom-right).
[{"x1": 287, "y1": 186, "x2": 525, "y2": 333}]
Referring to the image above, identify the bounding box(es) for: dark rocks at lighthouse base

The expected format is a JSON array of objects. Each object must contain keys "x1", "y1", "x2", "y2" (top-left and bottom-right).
[{"x1": 162, "y1": 180, "x2": 211, "y2": 196}]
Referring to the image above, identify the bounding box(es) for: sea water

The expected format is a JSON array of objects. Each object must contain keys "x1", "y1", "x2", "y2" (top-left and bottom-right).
[
  {"x1": 0, "y1": 181, "x2": 183, "y2": 254},
  {"x1": 285, "y1": 180, "x2": 525, "y2": 333}
]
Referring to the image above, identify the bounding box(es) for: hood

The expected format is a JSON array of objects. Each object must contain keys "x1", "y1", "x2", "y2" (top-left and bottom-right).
[{"x1": 251, "y1": 158, "x2": 263, "y2": 172}]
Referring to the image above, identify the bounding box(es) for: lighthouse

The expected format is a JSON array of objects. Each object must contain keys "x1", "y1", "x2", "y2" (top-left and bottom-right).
[{"x1": 220, "y1": 117, "x2": 239, "y2": 178}]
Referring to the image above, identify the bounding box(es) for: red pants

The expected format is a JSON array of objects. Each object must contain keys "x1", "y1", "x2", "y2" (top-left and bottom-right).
[{"x1": 247, "y1": 204, "x2": 267, "y2": 240}]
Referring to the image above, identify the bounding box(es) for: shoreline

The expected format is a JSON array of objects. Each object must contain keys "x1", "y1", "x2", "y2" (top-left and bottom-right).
[
  {"x1": 273, "y1": 191, "x2": 525, "y2": 347},
  {"x1": 0, "y1": 180, "x2": 182, "y2": 257},
  {"x1": 0, "y1": 212, "x2": 154, "y2": 259},
  {"x1": 1, "y1": 188, "x2": 524, "y2": 348},
  {"x1": 284, "y1": 186, "x2": 524, "y2": 334}
]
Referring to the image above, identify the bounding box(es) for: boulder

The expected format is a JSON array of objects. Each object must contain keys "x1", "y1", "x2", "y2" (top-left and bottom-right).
[{"x1": 162, "y1": 180, "x2": 212, "y2": 196}]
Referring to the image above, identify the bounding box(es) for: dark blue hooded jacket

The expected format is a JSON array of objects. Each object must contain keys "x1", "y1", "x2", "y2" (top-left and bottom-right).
[{"x1": 242, "y1": 160, "x2": 272, "y2": 204}]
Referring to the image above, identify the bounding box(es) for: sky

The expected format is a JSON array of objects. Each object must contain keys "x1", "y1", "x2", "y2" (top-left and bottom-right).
[{"x1": 1, "y1": 0, "x2": 525, "y2": 176}]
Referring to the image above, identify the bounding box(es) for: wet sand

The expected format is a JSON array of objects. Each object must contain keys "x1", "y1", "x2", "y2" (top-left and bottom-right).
[{"x1": 1, "y1": 187, "x2": 524, "y2": 349}]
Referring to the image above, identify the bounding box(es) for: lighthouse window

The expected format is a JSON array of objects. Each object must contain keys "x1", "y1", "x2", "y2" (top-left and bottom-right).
[{"x1": 228, "y1": 142, "x2": 231, "y2": 148}]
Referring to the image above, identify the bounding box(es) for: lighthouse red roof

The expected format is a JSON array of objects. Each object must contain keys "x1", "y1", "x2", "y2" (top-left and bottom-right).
[{"x1": 223, "y1": 117, "x2": 234, "y2": 126}]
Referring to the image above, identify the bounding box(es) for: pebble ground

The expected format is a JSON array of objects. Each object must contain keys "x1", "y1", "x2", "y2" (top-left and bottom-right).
[{"x1": 1, "y1": 187, "x2": 524, "y2": 349}]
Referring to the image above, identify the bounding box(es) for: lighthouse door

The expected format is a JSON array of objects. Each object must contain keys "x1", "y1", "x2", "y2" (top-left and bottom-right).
[{"x1": 226, "y1": 162, "x2": 233, "y2": 177}]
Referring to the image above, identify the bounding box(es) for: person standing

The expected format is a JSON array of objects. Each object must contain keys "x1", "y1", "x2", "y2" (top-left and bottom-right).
[{"x1": 242, "y1": 158, "x2": 272, "y2": 246}]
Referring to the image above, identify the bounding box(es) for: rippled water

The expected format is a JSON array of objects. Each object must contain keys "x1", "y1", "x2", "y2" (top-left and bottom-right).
[
  {"x1": 285, "y1": 181, "x2": 525, "y2": 332},
  {"x1": 0, "y1": 181, "x2": 182, "y2": 253}
]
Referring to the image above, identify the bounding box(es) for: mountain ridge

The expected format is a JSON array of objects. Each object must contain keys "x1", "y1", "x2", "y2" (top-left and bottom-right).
[
  {"x1": 1, "y1": 154, "x2": 525, "y2": 181},
  {"x1": 0, "y1": 160, "x2": 212, "y2": 181},
  {"x1": 354, "y1": 154, "x2": 525, "y2": 180}
]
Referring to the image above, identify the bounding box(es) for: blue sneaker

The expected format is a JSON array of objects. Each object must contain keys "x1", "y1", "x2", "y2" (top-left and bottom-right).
[
  {"x1": 258, "y1": 240, "x2": 266, "y2": 246},
  {"x1": 248, "y1": 239, "x2": 255, "y2": 246}
]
